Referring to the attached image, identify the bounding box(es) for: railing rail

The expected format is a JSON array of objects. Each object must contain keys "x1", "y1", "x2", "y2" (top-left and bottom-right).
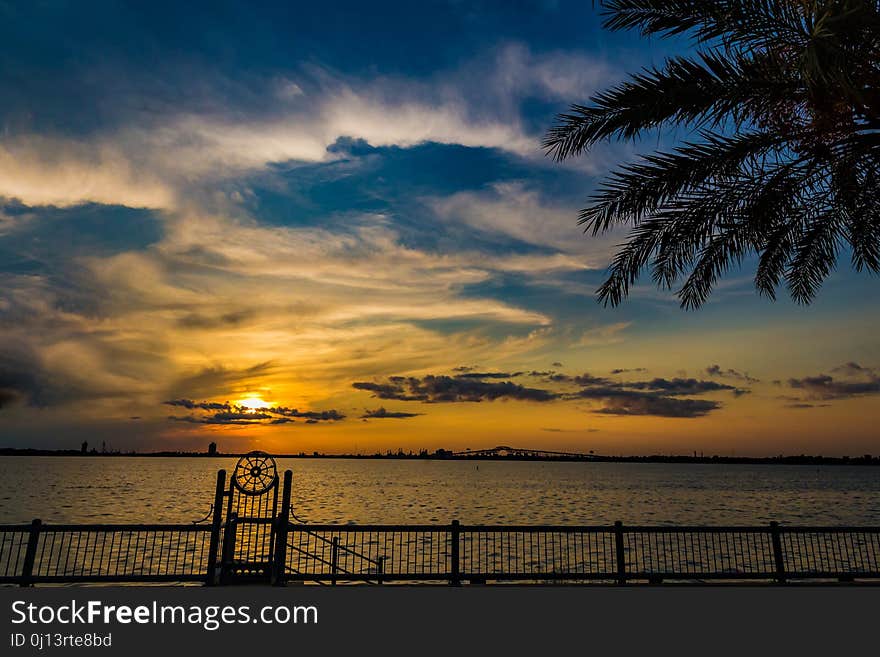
[
  {"x1": 0, "y1": 522, "x2": 213, "y2": 584},
  {"x1": 279, "y1": 522, "x2": 880, "y2": 585},
  {"x1": 2, "y1": 520, "x2": 879, "y2": 585}
]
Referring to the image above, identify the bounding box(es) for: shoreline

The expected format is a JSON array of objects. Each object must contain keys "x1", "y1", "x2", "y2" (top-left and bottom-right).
[{"x1": 0, "y1": 447, "x2": 877, "y2": 466}]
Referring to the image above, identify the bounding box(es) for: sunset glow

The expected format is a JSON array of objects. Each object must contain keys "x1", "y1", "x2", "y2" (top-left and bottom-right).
[
  {"x1": 237, "y1": 398, "x2": 271, "y2": 411},
  {"x1": 0, "y1": 2, "x2": 879, "y2": 458}
]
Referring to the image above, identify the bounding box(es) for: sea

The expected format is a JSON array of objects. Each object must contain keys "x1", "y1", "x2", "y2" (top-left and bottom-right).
[{"x1": 1, "y1": 456, "x2": 878, "y2": 526}]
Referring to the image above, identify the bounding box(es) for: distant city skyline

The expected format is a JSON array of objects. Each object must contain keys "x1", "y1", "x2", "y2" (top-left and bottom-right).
[{"x1": 1, "y1": 1, "x2": 879, "y2": 455}]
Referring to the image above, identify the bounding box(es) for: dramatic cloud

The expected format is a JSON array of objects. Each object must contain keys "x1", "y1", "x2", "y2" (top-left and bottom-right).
[
  {"x1": 0, "y1": 350, "x2": 43, "y2": 408},
  {"x1": 164, "y1": 399, "x2": 230, "y2": 411},
  {"x1": 361, "y1": 407, "x2": 422, "y2": 419},
  {"x1": 787, "y1": 363, "x2": 880, "y2": 400},
  {"x1": 573, "y1": 373, "x2": 613, "y2": 386},
  {"x1": 351, "y1": 368, "x2": 742, "y2": 419},
  {"x1": 0, "y1": 43, "x2": 612, "y2": 211},
  {"x1": 163, "y1": 399, "x2": 344, "y2": 425},
  {"x1": 453, "y1": 371, "x2": 523, "y2": 379},
  {"x1": 832, "y1": 362, "x2": 877, "y2": 377},
  {"x1": 626, "y1": 378, "x2": 736, "y2": 395},
  {"x1": 353, "y1": 375, "x2": 558, "y2": 403},
  {"x1": 167, "y1": 363, "x2": 279, "y2": 403},
  {"x1": 0, "y1": 388, "x2": 21, "y2": 409},
  {"x1": 567, "y1": 375, "x2": 741, "y2": 418},
  {"x1": 592, "y1": 394, "x2": 721, "y2": 418},
  {"x1": 168, "y1": 413, "x2": 269, "y2": 425},
  {"x1": 270, "y1": 407, "x2": 346, "y2": 421},
  {"x1": 706, "y1": 364, "x2": 759, "y2": 383},
  {"x1": 9, "y1": 1, "x2": 865, "y2": 454}
]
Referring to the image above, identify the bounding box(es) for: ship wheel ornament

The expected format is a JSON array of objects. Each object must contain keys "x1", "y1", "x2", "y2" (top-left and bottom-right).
[{"x1": 232, "y1": 451, "x2": 277, "y2": 495}]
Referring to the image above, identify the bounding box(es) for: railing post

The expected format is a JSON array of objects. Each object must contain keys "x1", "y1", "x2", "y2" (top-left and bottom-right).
[
  {"x1": 220, "y1": 512, "x2": 238, "y2": 585},
  {"x1": 450, "y1": 519, "x2": 461, "y2": 586},
  {"x1": 271, "y1": 470, "x2": 292, "y2": 586},
  {"x1": 770, "y1": 521, "x2": 786, "y2": 584},
  {"x1": 20, "y1": 518, "x2": 41, "y2": 587},
  {"x1": 331, "y1": 537, "x2": 339, "y2": 586},
  {"x1": 377, "y1": 556, "x2": 385, "y2": 585},
  {"x1": 205, "y1": 470, "x2": 226, "y2": 586},
  {"x1": 614, "y1": 521, "x2": 626, "y2": 585}
]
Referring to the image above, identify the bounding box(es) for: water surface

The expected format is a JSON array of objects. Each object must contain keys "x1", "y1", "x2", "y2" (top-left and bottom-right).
[{"x1": 1, "y1": 456, "x2": 878, "y2": 525}]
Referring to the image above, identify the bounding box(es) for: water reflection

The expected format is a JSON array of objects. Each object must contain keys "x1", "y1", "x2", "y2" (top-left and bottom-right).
[{"x1": 1, "y1": 456, "x2": 878, "y2": 525}]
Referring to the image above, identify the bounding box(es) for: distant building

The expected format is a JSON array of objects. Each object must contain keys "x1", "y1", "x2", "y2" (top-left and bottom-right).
[
  {"x1": 81, "y1": 441, "x2": 88, "y2": 454},
  {"x1": 208, "y1": 442, "x2": 217, "y2": 456}
]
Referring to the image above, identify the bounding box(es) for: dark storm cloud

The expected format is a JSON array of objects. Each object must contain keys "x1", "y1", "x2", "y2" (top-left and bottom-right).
[
  {"x1": 706, "y1": 364, "x2": 759, "y2": 383},
  {"x1": 566, "y1": 374, "x2": 740, "y2": 418},
  {"x1": 0, "y1": 387, "x2": 21, "y2": 409},
  {"x1": 831, "y1": 362, "x2": 877, "y2": 377},
  {"x1": 593, "y1": 395, "x2": 720, "y2": 418},
  {"x1": 164, "y1": 399, "x2": 231, "y2": 411},
  {"x1": 0, "y1": 342, "x2": 51, "y2": 409},
  {"x1": 626, "y1": 377, "x2": 736, "y2": 395},
  {"x1": 212, "y1": 411, "x2": 272, "y2": 422},
  {"x1": 352, "y1": 381, "x2": 425, "y2": 401},
  {"x1": 352, "y1": 375, "x2": 558, "y2": 403},
  {"x1": 568, "y1": 377, "x2": 737, "y2": 398},
  {"x1": 268, "y1": 407, "x2": 346, "y2": 421},
  {"x1": 454, "y1": 371, "x2": 523, "y2": 379},
  {"x1": 787, "y1": 369, "x2": 880, "y2": 399},
  {"x1": 540, "y1": 372, "x2": 611, "y2": 384},
  {"x1": 0, "y1": 338, "x2": 153, "y2": 409},
  {"x1": 168, "y1": 414, "x2": 267, "y2": 425},
  {"x1": 361, "y1": 407, "x2": 422, "y2": 419},
  {"x1": 162, "y1": 399, "x2": 344, "y2": 425},
  {"x1": 353, "y1": 368, "x2": 740, "y2": 418},
  {"x1": 573, "y1": 373, "x2": 613, "y2": 386}
]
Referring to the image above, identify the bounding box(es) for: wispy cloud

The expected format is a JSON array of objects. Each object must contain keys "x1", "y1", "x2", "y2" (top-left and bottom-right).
[
  {"x1": 0, "y1": 43, "x2": 612, "y2": 211},
  {"x1": 429, "y1": 182, "x2": 617, "y2": 267}
]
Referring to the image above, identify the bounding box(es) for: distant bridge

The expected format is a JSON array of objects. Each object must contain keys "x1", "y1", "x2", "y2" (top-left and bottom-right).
[{"x1": 450, "y1": 445, "x2": 600, "y2": 459}]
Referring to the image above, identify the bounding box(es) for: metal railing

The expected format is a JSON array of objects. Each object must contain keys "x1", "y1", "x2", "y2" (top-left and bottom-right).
[
  {"x1": 277, "y1": 521, "x2": 880, "y2": 584},
  {"x1": 0, "y1": 521, "x2": 214, "y2": 584},
  {"x1": 3, "y1": 519, "x2": 880, "y2": 585}
]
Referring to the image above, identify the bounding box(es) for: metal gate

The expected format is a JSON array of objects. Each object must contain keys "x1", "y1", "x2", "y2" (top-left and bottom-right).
[{"x1": 213, "y1": 451, "x2": 289, "y2": 584}]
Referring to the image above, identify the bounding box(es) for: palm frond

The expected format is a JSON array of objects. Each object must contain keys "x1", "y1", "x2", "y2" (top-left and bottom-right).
[
  {"x1": 601, "y1": 0, "x2": 817, "y2": 49},
  {"x1": 580, "y1": 130, "x2": 782, "y2": 234},
  {"x1": 544, "y1": 50, "x2": 792, "y2": 161},
  {"x1": 545, "y1": 0, "x2": 880, "y2": 308}
]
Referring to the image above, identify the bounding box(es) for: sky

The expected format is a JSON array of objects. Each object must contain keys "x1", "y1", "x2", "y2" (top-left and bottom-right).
[{"x1": 1, "y1": 0, "x2": 879, "y2": 456}]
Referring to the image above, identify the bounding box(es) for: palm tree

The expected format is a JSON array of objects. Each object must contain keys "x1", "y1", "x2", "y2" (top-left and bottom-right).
[{"x1": 545, "y1": 0, "x2": 880, "y2": 308}]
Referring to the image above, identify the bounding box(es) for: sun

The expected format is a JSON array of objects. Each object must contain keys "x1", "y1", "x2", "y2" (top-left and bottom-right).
[{"x1": 237, "y1": 396, "x2": 271, "y2": 411}]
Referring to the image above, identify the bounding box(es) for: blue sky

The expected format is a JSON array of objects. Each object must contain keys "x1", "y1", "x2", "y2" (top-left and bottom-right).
[{"x1": 1, "y1": 1, "x2": 879, "y2": 455}]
